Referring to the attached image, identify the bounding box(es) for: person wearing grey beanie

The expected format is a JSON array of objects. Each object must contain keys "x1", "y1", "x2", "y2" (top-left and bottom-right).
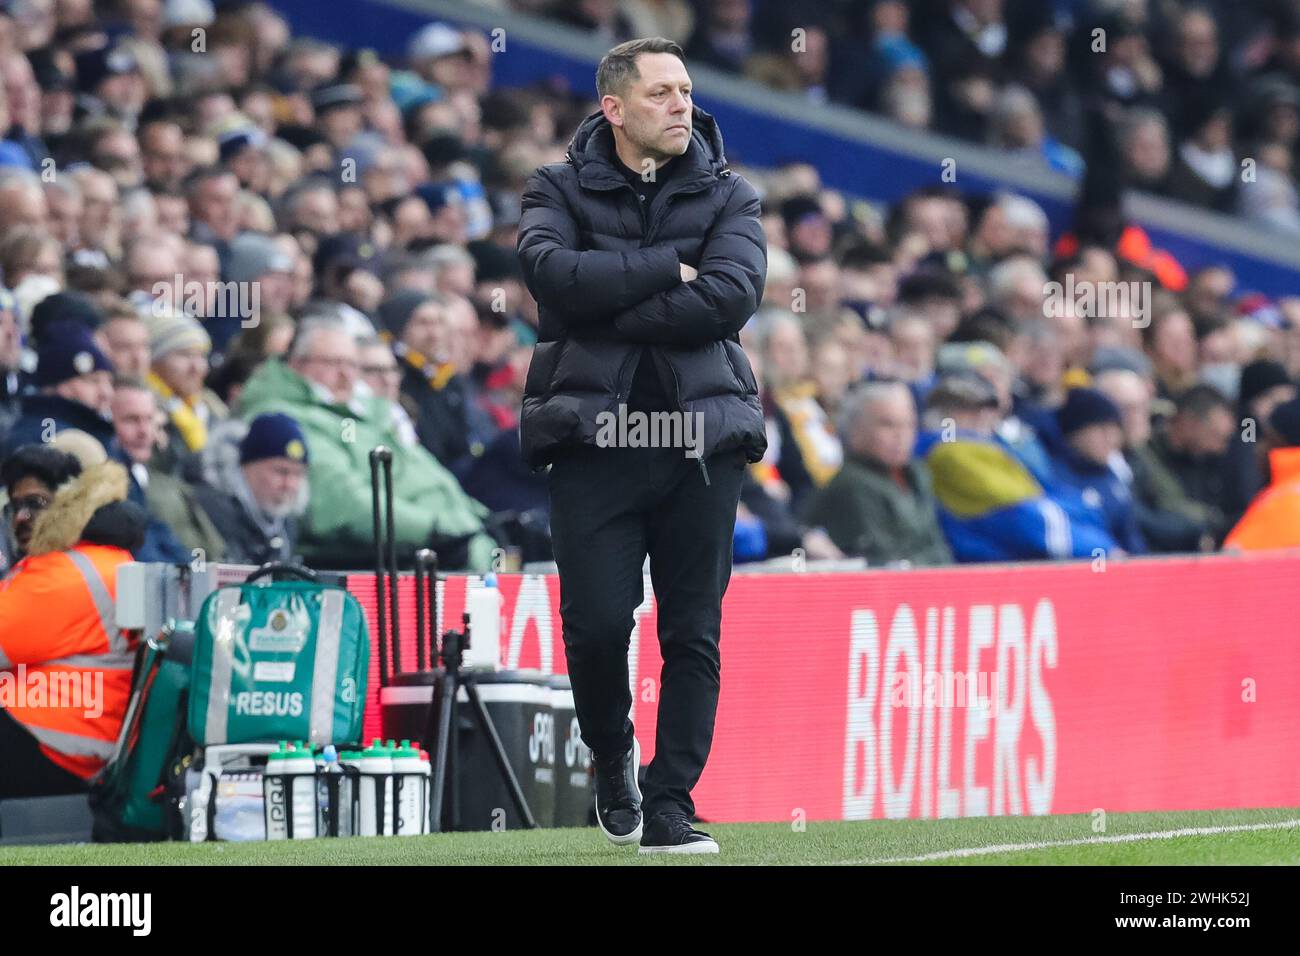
[{"x1": 145, "y1": 309, "x2": 228, "y2": 475}]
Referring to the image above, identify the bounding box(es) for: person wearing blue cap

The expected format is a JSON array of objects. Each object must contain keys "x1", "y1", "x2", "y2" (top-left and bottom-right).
[
  {"x1": 193, "y1": 412, "x2": 309, "y2": 565},
  {"x1": 3, "y1": 320, "x2": 115, "y2": 455}
]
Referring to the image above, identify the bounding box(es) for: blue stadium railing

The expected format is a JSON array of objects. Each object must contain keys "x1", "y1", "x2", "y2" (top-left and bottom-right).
[{"x1": 268, "y1": 0, "x2": 1300, "y2": 297}]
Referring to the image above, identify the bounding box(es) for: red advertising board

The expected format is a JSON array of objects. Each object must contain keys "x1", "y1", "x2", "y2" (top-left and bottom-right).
[{"x1": 348, "y1": 551, "x2": 1300, "y2": 823}]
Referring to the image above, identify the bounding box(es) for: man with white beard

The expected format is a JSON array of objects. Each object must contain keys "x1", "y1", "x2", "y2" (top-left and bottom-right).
[{"x1": 193, "y1": 412, "x2": 309, "y2": 565}]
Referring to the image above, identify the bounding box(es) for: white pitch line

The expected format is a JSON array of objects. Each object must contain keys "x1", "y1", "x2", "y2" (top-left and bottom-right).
[{"x1": 842, "y1": 818, "x2": 1300, "y2": 865}]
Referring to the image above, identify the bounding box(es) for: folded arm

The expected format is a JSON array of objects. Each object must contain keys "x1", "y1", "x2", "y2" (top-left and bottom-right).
[
  {"x1": 516, "y1": 167, "x2": 683, "y2": 323},
  {"x1": 611, "y1": 178, "x2": 767, "y2": 347}
]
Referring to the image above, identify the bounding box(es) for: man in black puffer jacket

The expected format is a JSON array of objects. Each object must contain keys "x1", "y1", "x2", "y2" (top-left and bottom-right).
[{"x1": 518, "y1": 38, "x2": 767, "y2": 855}]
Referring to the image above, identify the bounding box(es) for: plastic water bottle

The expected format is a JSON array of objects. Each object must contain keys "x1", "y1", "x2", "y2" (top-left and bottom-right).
[
  {"x1": 358, "y1": 739, "x2": 393, "y2": 836},
  {"x1": 264, "y1": 743, "x2": 290, "y2": 840},
  {"x1": 466, "y1": 573, "x2": 503, "y2": 670},
  {"x1": 339, "y1": 749, "x2": 363, "y2": 836},
  {"x1": 419, "y1": 748, "x2": 432, "y2": 833},
  {"x1": 317, "y1": 745, "x2": 346, "y2": 837},
  {"x1": 391, "y1": 740, "x2": 425, "y2": 836},
  {"x1": 284, "y1": 742, "x2": 318, "y2": 839},
  {"x1": 384, "y1": 740, "x2": 401, "y2": 835}
]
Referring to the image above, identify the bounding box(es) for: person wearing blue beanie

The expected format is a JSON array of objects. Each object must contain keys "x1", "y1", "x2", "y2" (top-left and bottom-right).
[
  {"x1": 193, "y1": 412, "x2": 309, "y2": 566},
  {"x1": 1056, "y1": 386, "x2": 1123, "y2": 438},
  {"x1": 2, "y1": 321, "x2": 115, "y2": 456},
  {"x1": 239, "y1": 412, "x2": 310, "y2": 466},
  {"x1": 1047, "y1": 388, "x2": 1146, "y2": 555}
]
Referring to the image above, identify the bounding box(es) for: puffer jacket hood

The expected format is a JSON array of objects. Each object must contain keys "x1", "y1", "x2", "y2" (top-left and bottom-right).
[{"x1": 27, "y1": 460, "x2": 142, "y2": 556}]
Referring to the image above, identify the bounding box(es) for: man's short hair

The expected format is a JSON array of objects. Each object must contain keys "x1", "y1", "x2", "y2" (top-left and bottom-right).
[
  {"x1": 112, "y1": 375, "x2": 152, "y2": 395},
  {"x1": 1175, "y1": 383, "x2": 1232, "y2": 419},
  {"x1": 838, "y1": 381, "x2": 911, "y2": 440},
  {"x1": 288, "y1": 317, "x2": 351, "y2": 362},
  {"x1": 183, "y1": 166, "x2": 236, "y2": 201},
  {"x1": 1, "y1": 444, "x2": 83, "y2": 495},
  {"x1": 596, "y1": 37, "x2": 686, "y2": 98}
]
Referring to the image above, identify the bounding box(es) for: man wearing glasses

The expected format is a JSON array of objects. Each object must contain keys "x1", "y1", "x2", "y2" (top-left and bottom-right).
[{"x1": 0, "y1": 444, "x2": 83, "y2": 576}]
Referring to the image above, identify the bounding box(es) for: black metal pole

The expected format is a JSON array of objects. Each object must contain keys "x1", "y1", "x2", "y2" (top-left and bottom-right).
[
  {"x1": 428, "y1": 667, "x2": 457, "y2": 833},
  {"x1": 369, "y1": 449, "x2": 389, "y2": 688},
  {"x1": 464, "y1": 680, "x2": 537, "y2": 829},
  {"x1": 382, "y1": 448, "x2": 401, "y2": 675}
]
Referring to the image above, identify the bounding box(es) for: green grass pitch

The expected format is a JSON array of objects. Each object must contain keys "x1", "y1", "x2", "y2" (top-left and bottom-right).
[{"x1": 2, "y1": 807, "x2": 1297, "y2": 865}]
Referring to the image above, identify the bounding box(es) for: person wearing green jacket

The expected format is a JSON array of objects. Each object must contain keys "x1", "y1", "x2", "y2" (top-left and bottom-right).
[
  {"x1": 804, "y1": 381, "x2": 952, "y2": 566},
  {"x1": 238, "y1": 318, "x2": 495, "y2": 570}
]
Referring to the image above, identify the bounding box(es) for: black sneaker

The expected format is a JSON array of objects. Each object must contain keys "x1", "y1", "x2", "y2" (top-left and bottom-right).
[
  {"x1": 638, "y1": 810, "x2": 719, "y2": 855},
  {"x1": 593, "y1": 737, "x2": 642, "y2": 845}
]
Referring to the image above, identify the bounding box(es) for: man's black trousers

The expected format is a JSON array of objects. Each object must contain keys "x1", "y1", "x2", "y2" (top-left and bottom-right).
[{"x1": 548, "y1": 442, "x2": 745, "y2": 820}]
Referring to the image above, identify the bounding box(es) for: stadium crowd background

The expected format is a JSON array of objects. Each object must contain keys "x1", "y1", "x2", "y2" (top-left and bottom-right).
[{"x1": 1, "y1": 0, "x2": 1300, "y2": 581}]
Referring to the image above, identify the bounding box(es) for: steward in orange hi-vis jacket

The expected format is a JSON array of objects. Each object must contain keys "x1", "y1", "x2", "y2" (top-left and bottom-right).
[
  {"x1": 1224, "y1": 447, "x2": 1300, "y2": 551},
  {"x1": 0, "y1": 461, "x2": 147, "y2": 798},
  {"x1": 1224, "y1": 398, "x2": 1300, "y2": 553}
]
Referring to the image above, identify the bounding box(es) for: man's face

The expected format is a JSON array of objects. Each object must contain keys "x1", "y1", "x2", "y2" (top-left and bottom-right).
[
  {"x1": 183, "y1": 243, "x2": 220, "y2": 289},
  {"x1": 401, "y1": 300, "x2": 450, "y2": 361},
  {"x1": 55, "y1": 370, "x2": 113, "y2": 415},
  {"x1": 890, "y1": 318, "x2": 935, "y2": 381},
  {"x1": 191, "y1": 173, "x2": 239, "y2": 241},
  {"x1": 445, "y1": 298, "x2": 479, "y2": 374},
  {"x1": 293, "y1": 329, "x2": 359, "y2": 404},
  {"x1": 319, "y1": 104, "x2": 362, "y2": 149},
  {"x1": 128, "y1": 242, "x2": 180, "y2": 295},
  {"x1": 1095, "y1": 371, "x2": 1152, "y2": 447},
  {"x1": 1153, "y1": 311, "x2": 1198, "y2": 372},
  {"x1": 1187, "y1": 406, "x2": 1236, "y2": 456},
  {"x1": 154, "y1": 347, "x2": 209, "y2": 399},
  {"x1": 93, "y1": 128, "x2": 142, "y2": 187},
  {"x1": 242, "y1": 457, "x2": 306, "y2": 516},
  {"x1": 359, "y1": 342, "x2": 401, "y2": 401},
  {"x1": 98, "y1": 317, "x2": 151, "y2": 379},
  {"x1": 45, "y1": 183, "x2": 82, "y2": 245},
  {"x1": 156, "y1": 193, "x2": 189, "y2": 234},
  {"x1": 7, "y1": 475, "x2": 54, "y2": 555},
  {"x1": 811, "y1": 341, "x2": 851, "y2": 408},
  {"x1": 1069, "y1": 421, "x2": 1122, "y2": 466},
  {"x1": 604, "y1": 52, "x2": 693, "y2": 164},
  {"x1": 141, "y1": 122, "x2": 187, "y2": 189},
  {"x1": 78, "y1": 170, "x2": 117, "y2": 240},
  {"x1": 111, "y1": 387, "x2": 158, "y2": 463},
  {"x1": 854, "y1": 392, "x2": 917, "y2": 470},
  {"x1": 765, "y1": 322, "x2": 809, "y2": 388},
  {"x1": 292, "y1": 188, "x2": 339, "y2": 236}
]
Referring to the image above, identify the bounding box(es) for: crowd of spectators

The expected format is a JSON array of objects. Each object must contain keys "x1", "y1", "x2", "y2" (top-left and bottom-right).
[
  {"x1": 506, "y1": 0, "x2": 1300, "y2": 233},
  {"x1": 1, "y1": 1, "x2": 1299, "y2": 582}
]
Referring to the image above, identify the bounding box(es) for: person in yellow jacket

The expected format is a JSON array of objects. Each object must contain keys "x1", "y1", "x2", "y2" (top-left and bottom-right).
[
  {"x1": 0, "y1": 460, "x2": 146, "y2": 798},
  {"x1": 1225, "y1": 397, "x2": 1300, "y2": 551}
]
